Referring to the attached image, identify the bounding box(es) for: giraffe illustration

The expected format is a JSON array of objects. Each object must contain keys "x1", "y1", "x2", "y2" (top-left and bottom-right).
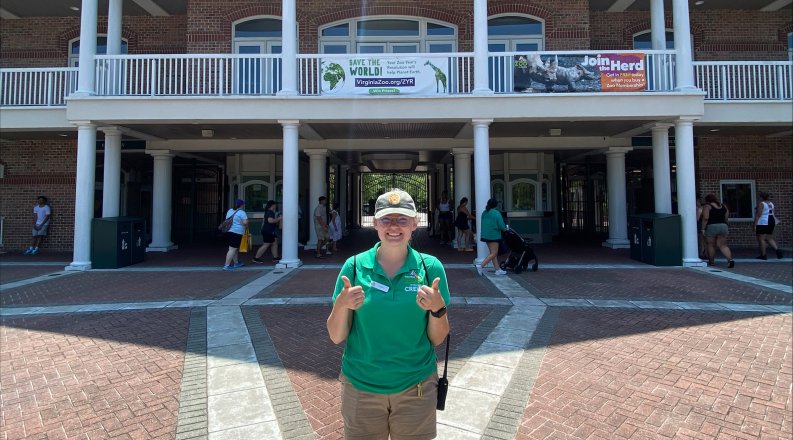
[{"x1": 424, "y1": 61, "x2": 447, "y2": 93}]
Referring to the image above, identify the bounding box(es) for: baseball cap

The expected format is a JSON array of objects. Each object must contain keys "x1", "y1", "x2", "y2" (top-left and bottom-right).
[
  {"x1": 234, "y1": 199, "x2": 245, "y2": 208},
  {"x1": 374, "y1": 189, "x2": 417, "y2": 219}
]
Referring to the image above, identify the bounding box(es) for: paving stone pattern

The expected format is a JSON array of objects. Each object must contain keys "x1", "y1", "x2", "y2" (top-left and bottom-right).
[
  {"x1": 0, "y1": 266, "x2": 64, "y2": 285},
  {"x1": 725, "y1": 262, "x2": 793, "y2": 287},
  {"x1": 0, "y1": 310, "x2": 190, "y2": 439},
  {"x1": 517, "y1": 309, "x2": 793, "y2": 439},
  {"x1": 1, "y1": 271, "x2": 261, "y2": 307},
  {"x1": 513, "y1": 269, "x2": 792, "y2": 305},
  {"x1": 259, "y1": 305, "x2": 497, "y2": 440}
]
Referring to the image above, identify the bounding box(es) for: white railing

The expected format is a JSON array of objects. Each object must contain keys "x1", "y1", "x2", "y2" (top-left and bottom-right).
[
  {"x1": 94, "y1": 53, "x2": 283, "y2": 96},
  {"x1": 0, "y1": 67, "x2": 78, "y2": 106},
  {"x1": 694, "y1": 61, "x2": 792, "y2": 100},
  {"x1": 297, "y1": 53, "x2": 474, "y2": 95},
  {"x1": 488, "y1": 50, "x2": 676, "y2": 93},
  {"x1": 3, "y1": 56, "x2": 793, "y2": 105}
]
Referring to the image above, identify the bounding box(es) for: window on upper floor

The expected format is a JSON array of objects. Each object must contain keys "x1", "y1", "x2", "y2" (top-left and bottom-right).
[
  {"x1": 69, "y1": 36, "x2": 128, "y2": 67},
  {"x1": 632, "y1": 30, "x2": 675, "y2": 50},
  {"x1": 232, "y1": 17, "x2": 285, "y2": 94},
  {"x1": 487, "y1": 15, "x2": 544, "y2": 93},
  {"x1": 319, "y1": 17, "x2": 457, "y2": 54}
]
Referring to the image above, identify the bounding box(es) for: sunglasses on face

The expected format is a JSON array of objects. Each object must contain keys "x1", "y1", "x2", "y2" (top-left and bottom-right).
[{"x1": 378, "y1": 216, "x2": 412, "y2": 227}]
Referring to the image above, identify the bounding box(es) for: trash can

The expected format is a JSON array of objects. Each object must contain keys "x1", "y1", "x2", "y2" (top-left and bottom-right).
[
  {"x1": 92, "y1": 217, "x2": 146, "y2": 269},
  {"x1": 628, "y1": 213, "x2": 682, "y2": 266}
]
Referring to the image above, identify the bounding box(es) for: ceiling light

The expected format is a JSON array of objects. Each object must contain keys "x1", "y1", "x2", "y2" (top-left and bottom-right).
[
  {"x1": 709, "y1": 129, "x2": 720, "y2": 132},
  {"x1": 58, "y1": 133, "x2": 68, "y2": 137},
  {"x1": 694, "y1": 1, "x2": 704, "y2": 5},
  {"x1": 201, "y1": 129, "x2": 214, "y2": 138},
  {"x1": 549, "y1": 128, "x2": 562, "y2": 136},
  {"x1": 69, "y1": 6, "x2": 80, "y2": 11}
]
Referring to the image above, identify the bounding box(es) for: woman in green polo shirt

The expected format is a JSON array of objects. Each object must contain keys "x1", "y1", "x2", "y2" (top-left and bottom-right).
[
  {"x1": 328, "y1": 188, "x2": 450, "y2": 440},
  {"x1": 477, "y1": 198, "x2": 508, "y2": 275}
]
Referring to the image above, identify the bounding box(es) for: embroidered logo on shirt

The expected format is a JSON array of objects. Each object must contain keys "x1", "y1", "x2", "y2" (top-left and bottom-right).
[{"x1": 404, "y1": 284, "x2": 420, "y2": 292}]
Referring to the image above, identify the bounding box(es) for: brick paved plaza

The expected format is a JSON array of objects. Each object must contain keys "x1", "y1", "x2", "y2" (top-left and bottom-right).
[{"x1": 1, "y1": 241, "x2": 791, "y2": 440}]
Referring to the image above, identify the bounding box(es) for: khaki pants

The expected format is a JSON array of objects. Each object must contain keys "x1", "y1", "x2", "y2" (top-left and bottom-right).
[{"x1": 340, "y1": 372, "x2": 438, "y2": 440}]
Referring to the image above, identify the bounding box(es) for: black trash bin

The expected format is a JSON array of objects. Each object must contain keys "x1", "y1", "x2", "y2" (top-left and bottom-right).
[
  {"x1": 92, "y1": 217, "x2": 146, "y2": 269},
  {"x1": 628, "y1": 213, "x2": 682, "y2": 266}
]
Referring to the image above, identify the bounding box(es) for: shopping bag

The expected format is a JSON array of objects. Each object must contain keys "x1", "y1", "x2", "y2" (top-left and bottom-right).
[{"x1": 239, "y1": 228, "x2": 250, "y2": 253}]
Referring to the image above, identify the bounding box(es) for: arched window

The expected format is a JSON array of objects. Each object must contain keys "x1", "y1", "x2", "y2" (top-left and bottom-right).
[
  {"x1": 487, "y1": 15, "x2": 544, "y2": 52},
  {"x1": 491, "y1": 179, "x2": 506, "y2": 211},
  {"x1": 509, "y1": 178, "x2": 539, "y2": 212},
  {"x1": 632, "y1": 30, "x2": 675, "y2": 50},
  {"x1": 319, "y1": 17, "x2": 457, "y2": 54},
  {"x1": 232, "y1": 17, "x2": 283, "y2": 94},
  {"x1": 487, "y1": 15, "x2": 544, "y2": 92},
  {"x1": 69, "y1": 36, "x2": 129, "y2": 67}
]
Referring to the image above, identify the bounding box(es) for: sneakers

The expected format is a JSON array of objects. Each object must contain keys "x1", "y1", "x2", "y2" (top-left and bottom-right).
[
  {"x1": 727, "y1": 260, "x2": 735, "y2": 269},
  {"x1": 23, "y1": 247, "x2": 33, "y2": 255},
  {"x1": 29, "y1": 248, "x2": 39, "y2": 255},
  {"x1": 494, "y1": 269, "x2": 508, "y2": 275},
  {"x1": 776, "y1": 249, "x2": 784, "y2": 259},
  {"x1": 233, "y1": 262, "x2": 244, "y2": 268},
  {"x1": 252, "y1": 258, "x2": 265, "y2": 264},
  {"x1": 222, "y1": 265, "x2": 234, "y2": 271},
  {"x1": 474, "y1": 264, "x2": 483, "y2": 276}
]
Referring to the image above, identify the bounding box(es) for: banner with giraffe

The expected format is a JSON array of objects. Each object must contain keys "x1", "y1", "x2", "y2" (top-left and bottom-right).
[{"x1": 320, "y1": 56, "x2": 449, "y2": 96}]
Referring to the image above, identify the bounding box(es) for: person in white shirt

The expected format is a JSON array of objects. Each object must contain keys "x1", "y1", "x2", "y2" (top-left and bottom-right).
[
  {"x1": 25, "y1": 196, "x2": 51, "y2": 255},
  {"x1": 754, "y1": 191, "x2": 783, "y2": 260}
]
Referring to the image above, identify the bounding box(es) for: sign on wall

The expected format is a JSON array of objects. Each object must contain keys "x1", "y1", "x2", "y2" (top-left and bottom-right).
[
  {"x1": 321, "y1": 56, "x2": 449, "y2": 96},
  {"x1": 513, "y1": 53, "x2": 647, "y2": 93}
]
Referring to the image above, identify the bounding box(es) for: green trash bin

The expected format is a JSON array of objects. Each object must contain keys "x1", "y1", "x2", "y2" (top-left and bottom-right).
[
  {"x1": 628, "y1": 216, "x2": 642, "y2": 262},
  {"x1": 92, "y1": 217, "x2": 147, "y2": 269},
  {"x1": 632, "y1": 213, "x2": 682, "y2": 266}
]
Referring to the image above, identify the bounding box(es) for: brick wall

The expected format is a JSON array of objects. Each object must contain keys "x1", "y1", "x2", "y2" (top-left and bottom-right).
[
  {"x1": 695, "y1": 135, "x2": 793, "y2": 248},
  {"x1": 0, "y1": 140, "x2": 77, "y2": 252}
]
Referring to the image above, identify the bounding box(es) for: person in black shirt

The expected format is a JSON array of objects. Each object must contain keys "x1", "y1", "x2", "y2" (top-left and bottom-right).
[
  {"x1": 252, "y1": 200, "x2": 282, "y2": 263},
  {"x1": 701, "y1": 194, "x2": 734, "y2": 268}
]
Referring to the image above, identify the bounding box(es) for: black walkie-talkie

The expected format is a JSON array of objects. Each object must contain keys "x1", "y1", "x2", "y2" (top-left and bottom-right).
[{"x1": 436, "y1": 334, "x2": 450, "y2": 410}]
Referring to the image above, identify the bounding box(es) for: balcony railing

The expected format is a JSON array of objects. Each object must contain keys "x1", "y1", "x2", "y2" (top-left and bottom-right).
[
  {"x1": 694, "y1": 61, "x2": 792, "y2": 100},
  {"x1": 0, "y1": 67, "x2": 78, "y2": 106},
  {"x1": 1, "y1": 54, "x2": 791, "y2": 107}
]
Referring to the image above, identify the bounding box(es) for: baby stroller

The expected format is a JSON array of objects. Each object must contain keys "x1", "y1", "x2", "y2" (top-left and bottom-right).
[{"x1": 499, "y1": 227, "x2": 538, "y2": 274}]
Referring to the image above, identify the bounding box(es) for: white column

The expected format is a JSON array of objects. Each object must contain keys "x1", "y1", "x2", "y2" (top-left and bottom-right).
[
  {"x1": 672, "y1": 0, "x2": 696, "y2": 90},
  {"x1": 305, "y1": 149, "x2": 328, "y2": 251},
  {"x1": 66, "y1": 122, "x2": 97, "y2": 271},
  {"x1": 472, "y1": 119, "x2": 493, "y2": 262},
  {"x1": 473, "y1": 0, "x2": 492, "y2": 94},
  {"x1": 651, "y1": 124, "x2": 673, "y2": 214},
  {"x1": 453, "y1": 148, "x2": 473, "y2": 247},
  {"x1": 278, "y1": 0, "x2": 297, "y2": 95},
  {"x1": 76, "y1": 0, "x2": 98, "y2": 95},
  {"x1": 674, "y1": 118, "x2": 704, "y2": 266},
  {"x1": 340, "y1": 165, "x2": 349, "y2": 235},
  {"x1": 107, "y1": 0, "x2": 122, "y2": 54},
  {"x1": 603, "y1": 147, "x2": 632, "y2": 249},
  {"x1": 101, "y1": 127, "x2": 123, "y2": 217},
  {"x1": 650, "y1": 0, "x2": 666, "y2": 50},
  {"x1": 147, "y1": 150, "x2": 177, "y2": 252},
  {"x1": 278, "y1": 120, "x2": 302, "y2": 267}
]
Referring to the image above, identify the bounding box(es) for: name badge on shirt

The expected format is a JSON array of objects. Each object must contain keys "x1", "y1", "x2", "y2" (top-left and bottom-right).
[{"x1": 369, "y1": 281, "x2": 390, "y2": 292}]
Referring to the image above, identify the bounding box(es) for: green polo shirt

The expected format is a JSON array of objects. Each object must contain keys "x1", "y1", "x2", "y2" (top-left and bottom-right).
[{"x1": 332, "y1": 242, "x2": 451, "y2": 394}]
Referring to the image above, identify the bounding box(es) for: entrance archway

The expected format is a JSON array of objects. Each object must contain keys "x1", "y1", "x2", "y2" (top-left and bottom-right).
[{"x1": 360, "y1": 173, "x2": 429, "y2": 227}]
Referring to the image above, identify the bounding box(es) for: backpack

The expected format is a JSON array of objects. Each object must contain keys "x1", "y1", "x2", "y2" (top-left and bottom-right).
[{"x1": 218, "y1": 209, "x2": 238, "y2": 233}]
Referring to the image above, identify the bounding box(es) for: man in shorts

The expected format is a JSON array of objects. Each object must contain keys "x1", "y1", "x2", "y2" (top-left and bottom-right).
[{"x1": 25, "y1": 196, "x2": 51, "y2": 255}]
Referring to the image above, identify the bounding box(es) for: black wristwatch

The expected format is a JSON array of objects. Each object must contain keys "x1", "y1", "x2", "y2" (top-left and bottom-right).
[{"x1": 430, "y1": 306, "x2": 447, "y2": 318}]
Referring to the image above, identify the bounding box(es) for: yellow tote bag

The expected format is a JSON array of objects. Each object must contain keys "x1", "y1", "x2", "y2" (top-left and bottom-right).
[{"x1": 239, "y1": 227, "x2": 250, "y2": 253}]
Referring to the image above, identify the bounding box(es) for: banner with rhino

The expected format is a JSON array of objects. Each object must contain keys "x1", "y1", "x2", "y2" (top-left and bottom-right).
[
  {"x1": 513, "y1": 53, "x2": 647, "y2": 93},
  {"x1": 320, "y1": 56, "x2": 450, "y2": 96}
]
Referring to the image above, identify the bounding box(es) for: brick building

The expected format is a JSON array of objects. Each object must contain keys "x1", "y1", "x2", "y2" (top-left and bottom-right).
[{"x1": 0, "y1": 0, "x2": 790, "y2": 268}]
